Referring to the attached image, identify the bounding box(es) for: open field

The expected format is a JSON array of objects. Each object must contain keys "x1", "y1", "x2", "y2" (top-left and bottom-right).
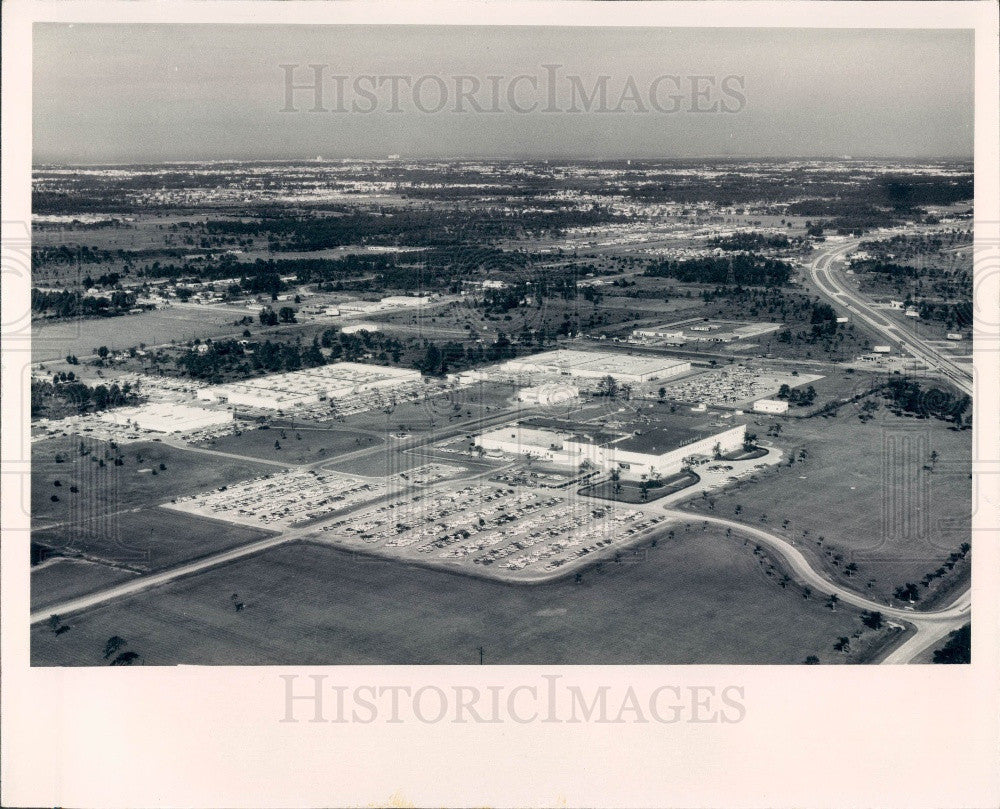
[
  {"x1": 32, "y1": 306, "x2": 250, "y2": 363},
  {"x1": 31, "y1": 558, "x2": 138, "y2": 611},
  {"x1": 682, "y1": 409, "x2": 971, "y2": 607},
  {"x1": 198, "y1": 423, "x2": 382, "y2": 464},
  {"x1": 32, "y1": 507, "x2": 277, "y2": 573},
  {"x1": 32, "y1": 437, "x2": 277, "y2": 527},
  {"x1": 30, "y1": 532, "x2": 893, "y2": 666}
]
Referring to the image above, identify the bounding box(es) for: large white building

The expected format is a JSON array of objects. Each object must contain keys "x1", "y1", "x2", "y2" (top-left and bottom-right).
[
  {"x1": 501, "y1": 349, "x2": 691, "y2": 384},
  {"x1": 475, "y1": 418, "x2": 746, "y2": 480},
  {"x1": 631, "y1": 327, "x2": 686, "y2": 342},
  {"x1": 198, "y1": 363, "x2": 422, "y2": 410},
  {"x1": 753, "y1": 398, "x2": 789, "y2": 415},
  {"x1": 97, "y1": 403, "x2": 232, "y2": 434}
]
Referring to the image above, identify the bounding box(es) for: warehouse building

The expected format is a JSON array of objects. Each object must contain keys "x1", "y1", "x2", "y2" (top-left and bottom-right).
[
  {"x1": 475, "y1": 417, "x2": 746, "y2": 480},
  {"x1": 753, "y1": 398, "x2": 790, "y2": 415},
  {"x1": 198, "y1": 363, "x2": 422, "y2": 410},
  {"x1": 97, "y1": 403, "x2": 233, "y2": 434},
  {"x1": 501, "y1": 349, "x2": 691, "y2": 384}
]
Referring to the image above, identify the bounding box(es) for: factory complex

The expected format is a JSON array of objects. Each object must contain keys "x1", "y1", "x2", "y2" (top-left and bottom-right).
[
  {"x1": 498, "y1": 349, "x2": 691, "y2": 384},
  {"x1": 196, "y1": 362, "x2": 423, "y2": 410},
  {"x1": 475, "y1": 415, "x2": 747, "y2": 480},
  {"x1": 96, "y1": 402, "x2": 233, "y2": 434}
]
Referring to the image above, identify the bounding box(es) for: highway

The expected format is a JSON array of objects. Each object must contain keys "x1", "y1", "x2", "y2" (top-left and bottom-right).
[
  {"x1": 806, "y1": 237, "x2": 973, "y2": 396},
  {"x1": 801, "y1": 234, "x2": 973, "y2": 661}
]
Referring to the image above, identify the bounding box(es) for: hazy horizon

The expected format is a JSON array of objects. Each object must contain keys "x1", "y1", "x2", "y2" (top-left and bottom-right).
[{"x1": 34, "y1": 25, "x2": 975, "y2": 163}]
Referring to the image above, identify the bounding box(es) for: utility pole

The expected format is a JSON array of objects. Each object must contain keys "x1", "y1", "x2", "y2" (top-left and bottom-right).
[{"x1": 477, "y1": 646, "x2": 484, "y2": 665}]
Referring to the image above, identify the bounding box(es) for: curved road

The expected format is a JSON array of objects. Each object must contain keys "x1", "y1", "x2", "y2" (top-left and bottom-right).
[
  {"x1": 664, "y1": 510, "x2": 971, "y2": 664},
  {"x1": 33, "y1": 491, "x2": 970, "y2": 664},
  {"x1": 796, "y1": 234, "x2": 973, "y2": 660}
]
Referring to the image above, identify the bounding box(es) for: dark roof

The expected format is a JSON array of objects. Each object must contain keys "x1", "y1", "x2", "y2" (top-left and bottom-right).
[{"x1": 613, "y1": 421, "x2": 743, "y2": 455}]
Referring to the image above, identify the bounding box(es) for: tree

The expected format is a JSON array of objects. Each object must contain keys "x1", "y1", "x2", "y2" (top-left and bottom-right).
[
  {"x1": 103, "y1": 636, "x2": 128, "y2": 660},
  {"x1": 861, "y1": 611, "x2": 884, "y2": 630},
  {"x1": 597, "y1": 375, "x2": 619, "y2": 399},
  {"x1": 894, "y1": 582, "x2": 920, "y2": 603},
  {"x1": 804, "y1": 655, "x2": 820, "y2": 665},
  {"x1": 110, "y1": 651, "x2": 141, "y2": 666},
  {"x1": 932, "y1": 624, "x2": 971, "y2": 664},
  {"x1": 278, "y1": 306, "x2": 297, "y2": 323},
  {"x1": 258, "y1": 307, "x2": 279, "y2": 326}
]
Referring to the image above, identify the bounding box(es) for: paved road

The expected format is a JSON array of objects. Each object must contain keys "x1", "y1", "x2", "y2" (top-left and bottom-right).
[
  {"x1": 805, "y1": 237, "x2": 973, "y2": 396},
  {"x1": 32, "y1": 479, "x2": 971, "y2": 665},
  {"x1": 663, "y1": 510, "x2": 971, "y2": 664}
]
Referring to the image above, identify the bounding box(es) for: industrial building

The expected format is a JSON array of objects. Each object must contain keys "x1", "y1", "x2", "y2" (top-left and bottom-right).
[
  {"x1": 475, "y1": 417, "x2": 746, "y2": 480},
  {"x1": 632, "y1": 327, "x2": 686, "y2": 342},
  {"x1": 97, "y1": 403, "x2": 233, "y2": 434},
  {"x1": 753, "y1": 398, "x2": 790, "y2": 415},
  {"x1": 500, "y1": 349, "x2": 691, "y2": 384},
  {"x1": 198, "y1": 363, "x2": 422, "y2": 410}
]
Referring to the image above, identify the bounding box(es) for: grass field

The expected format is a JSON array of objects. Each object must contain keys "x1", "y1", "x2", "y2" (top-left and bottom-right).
[
  {"x1": 682, "y1": 408, "x2": 971, "y2": 607},
  {"x1": 32, "y1": 438, "x2": 277, "y2": 527},
  {"x1": 32, "y1": 507, "x2": 277, "y2": 572},
  {"x1": 199, "y1": 423, "x2": 382, "y2": 464},
  {"x1": 31, "y1": 531, "x2": 893, "y2": 666},
  {"x1": 32, "y1": 306, "x2": 249, "y2": 363},
  {"x1": 31, "y1": 558, "x2": 138, "y2": 611}
]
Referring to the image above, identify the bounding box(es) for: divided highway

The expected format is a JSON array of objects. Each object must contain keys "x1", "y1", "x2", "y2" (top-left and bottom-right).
[{"x1": 806, "y1": 237, "x2": 973, "y2": 396}]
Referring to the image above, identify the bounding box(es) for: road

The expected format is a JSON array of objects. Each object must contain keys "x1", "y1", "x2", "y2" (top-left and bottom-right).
[
  {"x1": 806, "y1": 237, "x2": 973, "y2": 396},
  {"x1": 663, "y1": 510, "x2": 971, "y2": 664},
  {"x1": 32, "y1": 469, "x2": 970, "y2": 664}
]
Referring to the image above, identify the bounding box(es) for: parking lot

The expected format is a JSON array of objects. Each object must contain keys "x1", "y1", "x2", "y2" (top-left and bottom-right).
[
  {"x1": 660, "y1": 364, "x2": 824, "y2": 408},
  {"x1": 309, "y1": 480, "x2": 670, "y2": 582},
  {"x1": 164, "y1": 462, "x2": 466, "y2": 528}
]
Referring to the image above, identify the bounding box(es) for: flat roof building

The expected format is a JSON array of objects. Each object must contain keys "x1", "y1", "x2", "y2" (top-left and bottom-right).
[
  {"x1": 198, "y1": 362, "x2": 421, "y2": 410},
  {"x1": 97, "y1": 403, "x2": 232, "y2": 434},
  {"x1": 753, "y1": 398, "x2": 790, "y2": 415},
  {"x1": 475, "y1": 416, "x2": 746, "y2": 480},
  {"x1": 503, "y1": 349, "x2": 690, "y2": 383}
]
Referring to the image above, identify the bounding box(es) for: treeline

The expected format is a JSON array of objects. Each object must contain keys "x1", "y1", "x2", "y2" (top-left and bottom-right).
[
  {"x1": 882, "y1": 377, "x2": 971, "y2": 425},
  {"x1": 198, "y1": 207, "x2": 620, "y2": 252},
  {"x1": 776, "y1": 383, "x2": 817, "y2": 407},
  {"x1": 707, "y1": 232, "x2": 792, "y2": 251},
  {"x1": 31, "y1": 378, "x2": 141, "y2": 418},
  {"x1": 175, "y1": 338, "x2": 329, "y2": 379},
  {"x1": 917, "y1": 300, "x2": 972, "y2": 330},
  {"x1": 31, "y1": 288, "x2": 142, "y2": 319},
  {"x1": 646, "y1": 254, "x2": 794, "y2": 286}
]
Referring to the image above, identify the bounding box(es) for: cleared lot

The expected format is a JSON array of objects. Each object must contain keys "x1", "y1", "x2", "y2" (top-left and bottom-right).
[
  {"x1": 32, "y1": 437, "x2": 277, "y2": 528},
  {"x1": 682, "y1": 409, "x2": 971, "y2": 607},
  {"x1": 31, "y1": 558, "x2": 138, "y2": 611},
  {"x1": 32, "y1": 508, "x2": 277, "y2": 573},
  {"x1": 31, "y1": 533, "x2": 882, "y2": 666}
]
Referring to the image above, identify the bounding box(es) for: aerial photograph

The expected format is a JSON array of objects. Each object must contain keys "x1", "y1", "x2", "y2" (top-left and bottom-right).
[{"x1": 28, "y1": 24, "x2": 974, "y2": 666}]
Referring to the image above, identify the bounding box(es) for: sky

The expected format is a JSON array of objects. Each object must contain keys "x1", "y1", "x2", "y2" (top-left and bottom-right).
[{"x1": 33, "y1": 24, "x2": 975, "y2": 163}]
